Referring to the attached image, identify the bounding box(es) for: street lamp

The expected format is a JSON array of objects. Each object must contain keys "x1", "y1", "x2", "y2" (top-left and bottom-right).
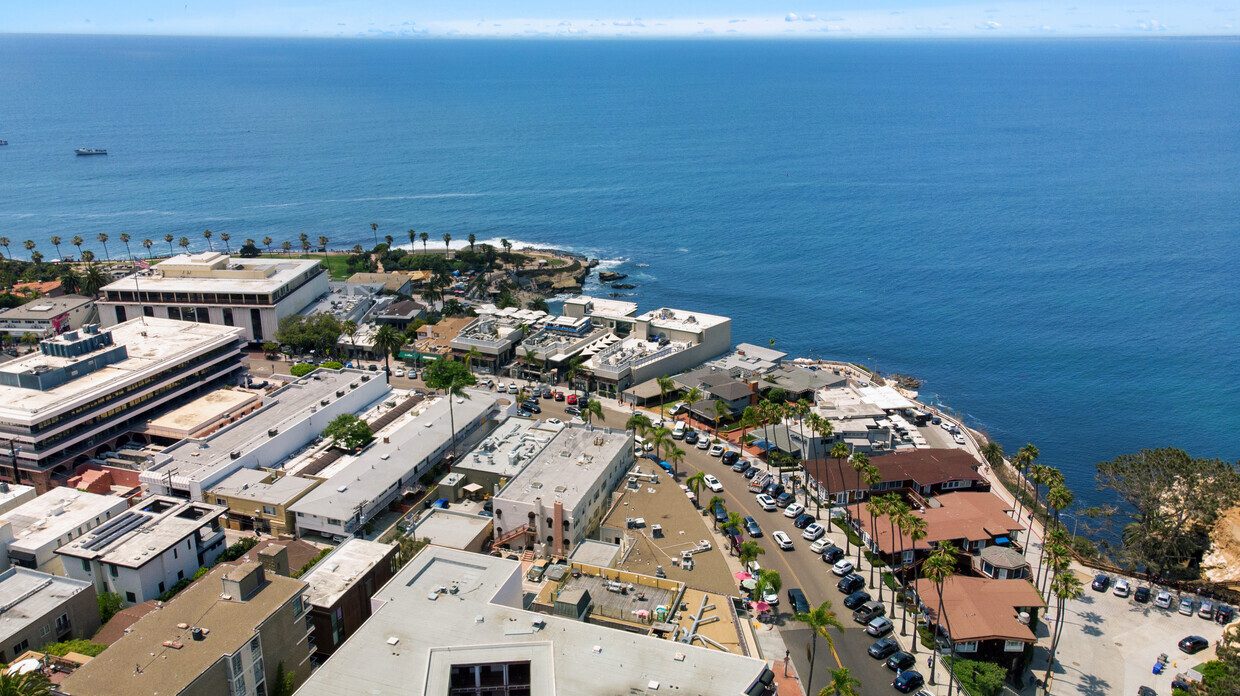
[{"x1": 1058, "y1": 512, "x2": 1082, "y2": 540}]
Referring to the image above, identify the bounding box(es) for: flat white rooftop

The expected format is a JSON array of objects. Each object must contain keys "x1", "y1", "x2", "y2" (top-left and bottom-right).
[
  {"x1": 102, "y1": 253, "x2": 322, "y2": 296},
  {"x1": 408, "y1": 509, "x2": 493, "y2": 551},
  {"x1": 208, "y1": 469, "x2": 319, "y2": 506},
  {"x1": 640, "y1": 306, "x2": 730, "y2": 333},
  {"x1": 146, "y1": 388, "x2": 260, "y2": 434},
  {"x1": 496, "y1": 425, "x2": 631, "y2": 512},
  {"x1": 0, "y1": 317, "x2": 243, "y2": 421},
  {"x1": 454, "y1": 416, "x2": 558, "y2": 482},
  {"x1": 0, "y1": 294, "x2": 94, "y2": 321},
  {"x1": 0, "y1": 568, "x2": 93, "y2": 644},
  {"x1": 300, "y1": 538, "x2": 392, "y2": 608},
  {"x1": 294, "y1": 546, "x2": 770, "y2": 696},
  {"x1": 0, "y1": 489, "x2": 127, "y2": 554},
  {"x1": 564, "y1": 295, "x2": 639, "y2": 319},
  {"x1": 57, "y1": 497, "x2": 226, "y2": 569}
]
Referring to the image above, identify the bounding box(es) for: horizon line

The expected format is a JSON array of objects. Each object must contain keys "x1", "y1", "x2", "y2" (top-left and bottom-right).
[{"x1": 3, "y1": 31, "x2": 1239, "y2": 41}]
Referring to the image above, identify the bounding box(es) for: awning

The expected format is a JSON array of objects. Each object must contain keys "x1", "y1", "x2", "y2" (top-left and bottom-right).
[
  {"x1": 463, "y1": 483, "x2": 484, "y2": 494},
  {"x1": 398, "y1": 351, "x2": 439, "y2": 361},
  {"x1": 994, "y1": 536, "x2": 1011, "y2": 545}
]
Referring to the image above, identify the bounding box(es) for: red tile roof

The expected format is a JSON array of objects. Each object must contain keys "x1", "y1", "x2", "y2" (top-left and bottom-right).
[{"x1": 913, "y1": 576, "x2": 1045, "y2": 643}]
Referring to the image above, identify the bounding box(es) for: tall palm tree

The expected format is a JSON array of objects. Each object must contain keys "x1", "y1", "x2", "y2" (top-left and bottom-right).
[
  {"x1": 865, "y1": 494, "x2": 889, "y2": 597},
  {"x1": 900, "y1": 514, "x2": 928, "y2": 647},
  {"x1": 706, "y1": 495, "x2": 725, "y2": 528},
  {"x1": 384, "y1": 235, "x2": 394, "y2": 248},
  {"x1": 0, "y1": 237, "x2": 9, "y2": 260},
  {"x1": 49, "y1": 235, "x2": 63, "y2": 259},
  {"x1": 849, "y1": 451, "x2": 869, "y2": 519},
  {"x1": 582, "y1": 399, "x2": 605, "y2": 426},
  {"x1": 794, "y1": 600, "x2": 845, "y2": 693},
  {"x1": 468, "y1": 233, "x2": 476, "y2": 253},
  {"x1": 280, "y1": 240, "x2": 292, "y2": 256},
  {"x1": 685, "y1": 471, "x2": 706, "y2": 501},
  {"x1": 738, "y1": 540, "x2": 765, "y2": 568},
  {"x1": 341, "y1": 320, "x2": 358, "y2": 354},
  {"x1": 372, "y1": 325, "x2": 404, "y2": 374},
  {"x1": 119, "y1": 233, "x2": 132, "y2": 260},
  {"x1": 859, "y1": 464, "x2": 881, "y2": 569},
  {"x1": 23, "y1": 239, "x2": 36, "y2": 261},
  {"x1": 822, "y1": 667, "x2": 861, "y2": 696},
  {"x1": 725, "y1": 511, "x2": 744, "y2": 540},
  {"x1": 464, "y1": 346, "x2": 484, "y2": 372},
  {"x1": 219, "y1": 232, "x2": 231, "y2": 254},
  {"x1": 566, "y1": 354, "x2": 587, "y2": 398},
  {"x1": 665, "y1": 445, "x2": 686, "y2": 478},
  {"x1": 1013, "y1": 443, "x2": 1040, "y2": 553},
  {"x1": 980, "y1": 440, "x2": 1004, "y2": 471},
  {"x1": 318, "y1": 235, "x2": 329, "y2": 252},
  {"x1": 1044, "y1": 569, "x2": 1085, "y2": 688},
  {"x1": 626, "y1": 413, "x2": 652, "y2": 435},
  {"x1": 179, "y1": 236, "x2": 191, "y2": 253},
  {"x1": 72, "y1": 235, "x2": 85, "y2": 259},
  {"x1": 164, "y1": 234, "x2": 174, "y2": 255},
  {"x1": 829, "y1": 441, "x2": 850, "y2": 548},
  {"x1": 656, "y1": 376, "x2": 676, "y2": 420},
  {"x1": 370, "y1": 222, "x2": 379, "y2": 245},
  {"x1": 407, "y1": 228, "x2": 417, "y2": 250},
  {"x1": 650, "y1": 428, "x2": 672, "y2": 461},
  {"x1": 262, "y1": 236, "x2": 273, "y2": 254},
  {"x1": 97, "y1": 233, "x2": 111, "y2": 261},
  {"x1": 419, "y1": 231, "x2": 429, "y2": 253},
  {"x1": 0, "y1": 669, "x2": 53, "y2": 695},
  {"x1": 423, "y1": 359, "x2": 477, "y2": 458},
  {"x1": 1038, "y1": 528, "x2": 1072, "y2": 595},
  {"x1": 443, "y1": 232, "x2": 452, "y2": 255},
  {"x1": 142, "y1": 238, "x2": 154, "y2": 259},
  {"x1": 301, "y1": 238, "x2": 312, "y2": 254},
  {"x1": 923, "y1": 541, "x2": 959, "y2": 687},
  {"x1": 713, "y1": 399, "x2": 729, "y2": 437},
  {"x1": 202, "y1": 229, "x2": 213, "y2": 251}
]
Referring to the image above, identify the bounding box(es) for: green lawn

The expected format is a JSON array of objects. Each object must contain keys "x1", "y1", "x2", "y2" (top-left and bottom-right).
[{"x1": 260, "y1": 253, "x2": 352, "y2": 280}]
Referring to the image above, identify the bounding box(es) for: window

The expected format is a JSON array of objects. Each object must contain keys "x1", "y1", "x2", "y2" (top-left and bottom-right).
[
  {"x1": 262, "y1": 506, "x2": 276, "y2": 516},
  {"x1": 217, "y1": 498, "x2": 227, "y2": 505},
  {"x1": 178, "y1": 570, "x2": 184, "y2": 580},
  {"x1": 231, "y1": 653, "x2": 244, "y2": 674},
  {"x1": 173, "y1": 548, "x2": 178, "y2": 560},
  {"x1": 955, "y1": 641, "x2": 978, "y2": 653},
  {"x1": 292, "y1": 596, "x2": 304, "y2": 616},
  {"x1": 11, "y1": 640, "x2": 28, "y2": 654},
  {"x1": 109, "y1": 564, "x2": 118, "y2": 578},
  {"x1": 252, "y1": 656, "x2": 264, "y2": 683},
  {"x1": 56, "y1": 613, "x2": 70, "y2": 631},
  {"x1": 40, "y1": 625, "x2": 51, "y2": 637},
  {"x1": 82, "y1": 559, "x2": 90, "y2": 572},
  {"x1": 1005, "y1": 640, "x2": 1025, "y2": 652},
  {"x1": 158, "y1": 582, "x2": 165, "y2": 594},
  {"x1": 231, "y1": 672, "x2": 246, "y2": 696},
  {"x1": 250, "y1": 637, "x2": 261, "y2": 655},
  {"x1": 126, "y1": 592, "x2": 136, "y2": 603}
]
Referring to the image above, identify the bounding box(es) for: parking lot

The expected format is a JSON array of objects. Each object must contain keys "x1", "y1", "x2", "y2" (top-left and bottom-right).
[{"x1": 1037, "y1": 571, "x2": 1231, "y2": 696}]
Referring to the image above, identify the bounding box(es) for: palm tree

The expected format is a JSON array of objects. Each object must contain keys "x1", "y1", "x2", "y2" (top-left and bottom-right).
[
  {"x1": 178, "y1": 237, "x2": 191, "y2": 253},
  {"x1": 423, "y1": 359, "x2": 478, "y2": 458},
  {"x1": 280, "y1": 240, "x2": 292, "y2": 256},
  {"x1": 468, "y1": 233, "x2": 476, "y2": 253},
  {"x1": 656, "y1": 375, "x2": 676, "y2": 420},
  {"x1": 71, "y1": 235, "x2": 85, "y2": 259},
  {"x1": 20, "y1": 332, "x2": 39, "y2": 349},
  {"x1": 900, "y1": 514, "x2": 928, "y2": 648},
  {"x1": 0, "y1": 669, "x2": 53, "y2": 695},
  {"x1": 794, "y1": 600, "x2": 846, "y2": 693},
  {"x1": 81, "y1": 250, "x2": 95, "y2": 263},
  {"x1": 1038, "y1": 527, "x2": 1073, "y2": 595},
  {"x1": 341, "y1": 320, "x2": 358, "y2": 354},
  {"x1": 686, "y1": 471, "x2": 706, "y2": 501},
  {"x1": 1, "y1": 237, "x2": 13, "y2": 259},
  {"x1": 219, "y1": 232, "x2": 231, "y2": 254},
  {"x1": 317, "y1": 235, "x2": 328, "y2": 252},
  {"x1": 582, "y1": 399, "x2": 605, "y2": 426},
  {"x1": 301, "y1": 238, "x2": 312, "y2": 254},
  {"x1": 49, "y1": 235, "x2": 63, "y2": 259},
  {"x1": 82, "y1": 264, "x2": 108, "y2": 297},
  {"x1": 712, "y1": 399, "x2": 729, "y2": 436},
  {"x1": 59, "y1": 266, "x2": 82, "y2": 294},
  {"x1": 372, "y1": 325, "x2": 404, "y2": 374},
  {"x1": 738, "y1": 540, "x2": 765, "y2": 568},
  {"x1": 119, "y1": 233, "x2": 132, "y2": 260},
  {"x1": 650, "y1": 427, "x2": 672, "y2": 461},
  {"x1": 443, "y1": 232, "x2": 452, "y2": 255},
  {"x1": 566, "y1": 354, "x2": 587, "y2": 398},
  {"x1": 407, "y1": 229, "x2": 417, "y2": 250},
  {"x1": 828, "y1": 441, "x2": 850, "y2": 548},
  {"x1": 923, "y1": 541, "x2": 958, "y2": 687},
  {"x1": 23, "y1": 239, "x2": 35, "y2": 260},
  {"x1": 849, "y1": 451, "x2": 869, "y2": 520},
  {"x1": 142, "y1": 238, "x2": 154, "y2": 259},
  {"x1": 97, "y1": 233, "x2": 111, "y2": 261},
  {"x1": 202, "y1": 229, "x2": 213, "y2": 251},
  {"x1": 1039, "y1": 484, "x2": 1074, "y2": 591},
  {"x1": 464, "y1": 346, "x2": 484, "y2": 372},
  {"x1": 30, "y1": 250, "x2": 43, "y2": 265},
  {"x1": 821, "y1": 667, "x2": 861, "y2": 696},
  {"x1": 370, "y1": 222, "x2": 379, "y2": 245},
  {"x1": 665, "y1": 445, "x2": 686, "y2": 478},
  {"x1": 980, "y1": 439, "x2": 1004, "y2": 471},
  {"x1": 1013, "y1": 443, "x2": 1040, "y2": 553},
  {"x1": 706, "y1": 495, "x2": 725, "y2": 528},
  {"x1": 419, "y1": 231, "x2": 429, "y2": 253},
  {"x1": 262, "y1": 236, "x2": 273, "y2": 254},
  {"x1": 163, "y1": 234, "x2": 174, "y2": 255},
  {"x1": 1044, "y1": 568, "x2": 1085, "y2": 688},
  {"x1": 859, "y1": 464, "x2": 881, "y2": 569},
  {"x1": 884, "y1": 498, "x2": 911, "y2": 619},
  {"x1": 626, "y1": 413, "x2": 652, "y2": 435}
]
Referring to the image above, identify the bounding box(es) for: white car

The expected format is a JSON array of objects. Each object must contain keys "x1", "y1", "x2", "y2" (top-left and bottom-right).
[
  {"x1": 507, "y1": 384, "x2": 519, "y2": 394},
  {"x1": 832, "y1": 559, "x2": 855, "y2": 577},
  {"x1": 953, "y1": 433, "x2": 967, "y2": 445},
  {"x1": 496, "y1": 382, "x2": 507, "y2": 392},
  {"x1": 802, "y1": 523, "x2": 825, "y2": 541},
  {"x1": 1113, "y1": 579, "x2": 1131, "y2": 598},
  {"x1": 696, "y1": 437, "x2": 711, "y2": 450},
  {"x1": 708, "y1": 444, "x2": 725, "y2": 457},
  {"x1": 783, "y1": 502, "x2": 805, "y2": 519},
  {"x1": 763, "y1": 591, "x2": 779, "y2": 606},
  {"x1": 940, "y1": 421, "x2": 954, "y2": 431},
  {"x1": 546, "y1": 418, "x2": 562, "y2": 425},
  {"x1": 755, "y1": 494, "x2": 777, "y2": 512},
  {"x1": 810, "y1": 538, "x2": 833, "y2": 554},
  {"x1": 704, "y1": 474, "x2": 723, "y2": 492},
  {"x1": 1154, "y1": 590, "x2": 1174, "y2": 609},
  {"x1": 393, "y1": 368, "x2": 405, "y2": 378},
  {"x1": 772, "y1": 530, "x2": 794, "y2": 551}
]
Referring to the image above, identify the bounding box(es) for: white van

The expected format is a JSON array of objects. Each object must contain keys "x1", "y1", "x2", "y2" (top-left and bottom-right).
[
  {"x1": 672, "y1": 422, "x2": 687, "y2": 440},
  {"x1": 634, "y1": 435, "x2": 654, "y2": 452}
]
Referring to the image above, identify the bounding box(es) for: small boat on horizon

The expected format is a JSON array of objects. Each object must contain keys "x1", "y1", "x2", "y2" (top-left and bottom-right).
[
  {"x1": 0, "y1": 140, "x2": 8, "y2": 146},
  {"x1": 75, "y1": 148, "x2": 107, "y2": 156}
]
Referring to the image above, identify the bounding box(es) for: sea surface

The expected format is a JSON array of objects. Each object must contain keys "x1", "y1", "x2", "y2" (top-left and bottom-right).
[{"x1": 2, "y1": 36, "x2": 1238, "y2": 519}]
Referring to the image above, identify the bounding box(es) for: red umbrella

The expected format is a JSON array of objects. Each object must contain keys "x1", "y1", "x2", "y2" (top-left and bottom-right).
[
  {"x1": 749, "y1": 601, "x2": 771, "y2": 613},
  {"x1": 734, "y1": 571, "x2": 753, "y2": 581}
]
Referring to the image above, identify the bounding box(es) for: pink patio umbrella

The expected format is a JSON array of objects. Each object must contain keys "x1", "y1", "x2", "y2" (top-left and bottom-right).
[
  {"x1": 734, "y1": 571, "x2": 753, "y2": 581},
  {"x1": 749, "y1": 601, "x2": 771, "y2": 613}
]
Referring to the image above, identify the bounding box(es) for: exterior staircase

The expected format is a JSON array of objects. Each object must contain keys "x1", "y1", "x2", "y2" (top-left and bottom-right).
[{"x1": 494, "y1": 524, "x2": 531, "y2": 548}]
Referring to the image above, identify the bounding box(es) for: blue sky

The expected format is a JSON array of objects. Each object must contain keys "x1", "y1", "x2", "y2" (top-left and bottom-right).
[{"x1": 6, "y1": 1, "x2": 1235, "y2": 37}]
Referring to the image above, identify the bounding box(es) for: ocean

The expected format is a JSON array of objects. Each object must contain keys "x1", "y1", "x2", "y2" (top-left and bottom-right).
[{"x1": 1, "y1": 36, "x2": 1238, "y2": 516}]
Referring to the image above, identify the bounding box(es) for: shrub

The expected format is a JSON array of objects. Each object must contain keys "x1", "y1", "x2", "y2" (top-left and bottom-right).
[
  {"x1": 97, "y1": 592, "x2": 123, "y2": 624},
  {"x1": 944, "y1": 657, "x2": 1006, "y2": 696},
  {"x1": 292, "y1": 548, "x2": 332, "y2": 578},
  {"x1": 289, "y1": 363, "x2": 315, "y2": 377},
  {"x1": 321, "y1": 361, "x2": 343, "y2": 370},
  {"x1": 322, "y1": 413, "x2": 373, "y2": 451},
  {"x1": 43, "y1": 639, "x2": 107, "y2": 657}
]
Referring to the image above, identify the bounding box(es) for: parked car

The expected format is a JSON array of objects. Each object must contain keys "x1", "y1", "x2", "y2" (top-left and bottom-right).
[
  {"x1": 744, "y1": 467, "x2": 759, "y2": 479},
  {"x1": 837, "y1": 574, "x2": 866, "y2": 594},
  {"x1": 866, "y1": 616, "x2": 894, "y2": 637},
  {"x1": 787, "y1": 588, "x2": 810, "y2": 615},
  {"x1": 821, "y1": 545, "x2": 845, "y2": 564},
  {"x1": 1113, "y1": 579, "x2": 1130, "y2": 598},
  {"x1": 684, "y1": 431, "x2": 699, "y2": 445},
  {"x1": 793, "y1": 513, "x2": 815, "y2": 529},
  {"x1": 893, "y1": 670, "x2": 925, "y2": 693},
  {"x1": 507, "y1": 384, "x2": 519, "y2": 394},
  {"x1": 1155, "y1": 590, "x2": 1174, "y2": 609},
  {"x1": 744, "y1": 516, "x2": 763, "y2": 538},
  {"x1": 832, "y1": 559, "x2": 856, "y2": 577},
  {"x1": 775, "y1": 492, "x2": 795, "y2": 508},
  {"x1": 887, "y1": 652, "x2": 916, "y2": 672},
  {"x1": 696, "y1": 437, "x2": 711, "y2": 450},
  {"x1": 755, "y1": 494, "x2": 777, "y2": 512},
  {"x1": 853, "y1": 600, "x2": 886, "y2": 624},
  {"x1": 765, "y1": 483, "x2": 786, "y2": 498},
  {"x1": 1134, "y1": 586, "x2": 1151, "y2": 603},
  {"x1": 772, "y1": 530, "x2": 794, "y2": 551},
  {"x1": 541, "y1": 388, "x2": 553, "y2": 399},
  {"x1": 393, "y1": 368, "x2": 405, "y2": 378},
  {"x1": 763, "y1": 591, "x2": 780, "y2": 606},
  {"x1": 721, "y1": 451, "x2": 740, "y2": 466},
  {"x1": 802, "y1": 523, "x2": 825, "y2": 541},
  {"x1": 868, "y1": 637, "x2": 898, "y2": 659},
  {"x1": 1091, "y1": 574, "x2": 1110, "y2": 592},
  {"x1": 553, "y1": 391, "x2": 565, "y2": 401},
  {"x1": 784, "y1": 502, "x2": 805, "y2": 518},
  {"x1": 704, "y1": 474, "x2": 723, "y2": 492},
  {"x1": 1200, "y1": 600, "x2": 1215, "y2": 620},
  {"x1": 565, "y1": 405, "x2": 582, "y2": 416},
  {"x1": 708, "y1": 444, "x2": 725, "y2": 457},
  {"x1": 566, "y1": 394, "x2": 578, "y2": 405},
  {"x1": 1171, "y1": 678, "x2": 1195, "y2": 693},
  {"x1": 1216, "y1": 605, "x2": 1234, "y2": 625},
  {"x1": 843, "y1": 590, "x2": 872, "y2": 610},
  {"x1": 712, "y1": 502, "x2": 728, "y2": 526},
  {"x1": 809, "y1": 538, "x2": 833, "y2": 554},
  {"x1": 1179, "y1": 635, "x2": 1210, "y2": 654},
  {"x1": 522, "y1": 401, "x2": 542, "y2": 413},
  {"x1": 732, "y1": 459, "x2": 751, "y2": 474},
  {"x1": 1180, "y1": 597, "x2": 1196, "y2": 616}
]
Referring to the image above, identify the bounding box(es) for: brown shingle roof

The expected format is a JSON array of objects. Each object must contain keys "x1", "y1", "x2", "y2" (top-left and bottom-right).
[
  {"x1": 805, "y1": 447, "x2": 983, "y2": 494},
  {"x1": 845, "y1": 491, "x2": 1023, "y2": 555},
  {"x1": 913, "y1": 576, "x2": 1045, "y2": 643},
  {"x1": 92, "y1": 601, "x2": 160, "y2": 645}
]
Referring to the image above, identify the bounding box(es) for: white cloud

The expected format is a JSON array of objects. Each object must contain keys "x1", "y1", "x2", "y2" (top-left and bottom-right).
[
  {"x1": 785, "y1": 13, "x2": 798, "y2": 22},
  {"x1": 976, "y1": 20, "x2": 1002, "y2": 29}
]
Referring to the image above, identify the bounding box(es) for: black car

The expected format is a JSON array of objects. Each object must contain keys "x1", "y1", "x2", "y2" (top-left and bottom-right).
[
  {"x1": 843, "y1": 591, "x2": 871, "y2": 610},
  {"x1": 565, "y1": 405, "x2": 581, "y2": 416},
  {"x1": 732, "y1": 459, "x2": 751, "y2": 474},
  {"x1": 712, "y1": 502, "x2": 728, "y2": 525},
  {"x1": 721, "y1": 450, "x2": 740, "y2": 466},
  {"x1": 1179, "y1": 635, "x2": 1210, "y2": 654},
  {"x1": 744, "y1": 516, "x2": 763, "y2": 538},
  {"x1": 1217, "y1": 605, "x2": 1235, "y2": 625},
  {"x1": 765, "y1": 483, "x2": 786, "y2": 498},
  {"x1": 821, "y1": 545, "x2": 845, "y2": 563},
  {"x1": 787, "y1": 588, "x2": 810, "y2": 615},
  {"x1": 793, "y1": 513, "x2": 815, "y2": 529},
  {"x1": 893, "y1": 670, "x2": 924, "y2": 694},
  {"x1": 517, "y1": 408, "x2": 533, "y2": 417},
  {"x1": 744, "y1": 467, "x2": 759, "y2": 479},
  {"x1": 1172, "y1": 678, "x2": 1194, "y2": 693},
  {"x1": 867, "y1": 637, "x2": 899, "y2": 659},
  {"x1": 886, "y1": 652, "x2": 916, "y2": 672},
  {"x1": 522, "y1": 401, "x2": 542, "y2": 413},
  {"x1": 684, "y1": 431, "x2": 699, "y2": 445},
  {"x1": 1134, "y1": 586, "x2": 1151, "y2": 603},
  {"x1": 541, "y1": 388, "x2": 553, "y2": 399},
  {"x1": 837, "y1": 574, "x2": 866, "y2": 594},
  {"x1": 1091, "y1": 574, "x2": 1110, "y2": 591},
  {"x1": 776, "y1": 492, "x2": 795, "y2": 508}
]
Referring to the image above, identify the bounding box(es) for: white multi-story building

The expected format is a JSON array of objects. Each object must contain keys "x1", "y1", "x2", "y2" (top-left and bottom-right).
[
  {"x1": 290, "y1": 391, "x2": 499, "y2": 540},
  {"x1": 0, "y1": 489, "x2": 128, "y2": 572},
  {"x1": 491, "y1": 425, "x2": 633, "y2": 556},
  {"x1": 584, "y1": 305, "x2": 732, "y2": 398},
  {"x1": 98, "y1": 252, "x2": 329, "y2": 343},
  {"x1": 0, "y1": 318, "x2": 246, "y2": 491},
  {"x1": 57, "y1": 496, "x2": 227, "y2": 605},
  {"x1": 140, "y1": 368, "x2": 390, "y2": 500},
  {"x1": 0, "y1": 295, "x2": 96, "y2": 341}
]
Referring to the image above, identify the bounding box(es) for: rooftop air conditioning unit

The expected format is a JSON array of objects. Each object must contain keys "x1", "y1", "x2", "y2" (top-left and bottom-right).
[
  {"x1": 230, "y1": 451, "x2": 241, "y2": 460},
  {"x1": 336, "y1": 390, "x2": 345, "y2": 398},
  {"x1": 321, "y1": 398, "x2": 330, "y2": 406},
  {"x1": 268, "y1": 428, "x2": 279, "y2": 437}
]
